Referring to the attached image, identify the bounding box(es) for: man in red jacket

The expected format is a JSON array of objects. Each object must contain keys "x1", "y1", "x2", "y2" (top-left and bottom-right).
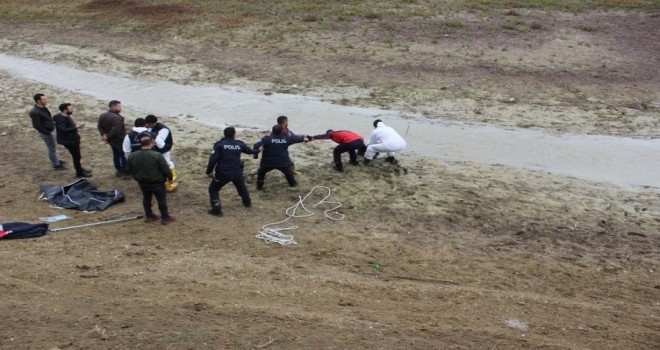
[{"x1": 310, "y1": 129, "x2": 364, "y2": 172}]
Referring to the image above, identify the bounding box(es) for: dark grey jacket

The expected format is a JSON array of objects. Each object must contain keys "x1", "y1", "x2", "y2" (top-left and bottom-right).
[{"x1": 29, "y1": 105, "x2": 54, "y2": 135}]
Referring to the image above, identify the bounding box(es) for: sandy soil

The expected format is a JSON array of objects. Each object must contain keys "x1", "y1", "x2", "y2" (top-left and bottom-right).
[{"x1": 0, "y1": 7, "x2": 659, "y2": 350}]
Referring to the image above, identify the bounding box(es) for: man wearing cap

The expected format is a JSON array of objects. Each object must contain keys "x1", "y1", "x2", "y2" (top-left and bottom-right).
[
  {"x1": 144, "y1": 114, "x2": 177, "y2": 191},
  {"x1": 97, "y1": 100, "x2": 127, "y2": 176},
  {"x1": 126, "y1": 135, "x2": 175, "y2": 225},
  {"x1": 310, "y1": 129, "x2": 364, "y2": 172},
  {"x1": 29, "y1": 93, "x2": 66, "y2": 170},
  {"x1": 363, "y1": 119, "x2": 407, "y2": 165},
  {"x1": 205, "y1": 127, "x2": 256, "y2": 216}
]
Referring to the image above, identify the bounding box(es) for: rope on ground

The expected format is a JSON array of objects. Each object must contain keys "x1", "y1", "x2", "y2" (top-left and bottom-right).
[{"x1": 256, "y1": 186, "x2": 344, "y2": 245}]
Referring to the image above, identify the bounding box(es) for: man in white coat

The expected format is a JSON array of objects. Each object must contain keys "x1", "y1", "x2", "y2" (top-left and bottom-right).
[{"x1": 364, "y1": 119, "x2": 406, "y2": 165}]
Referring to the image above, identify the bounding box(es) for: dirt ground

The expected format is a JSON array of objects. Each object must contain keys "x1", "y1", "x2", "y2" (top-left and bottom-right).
[{"x1": 0, "y1": 6, "x2": 659, "y2": 350}]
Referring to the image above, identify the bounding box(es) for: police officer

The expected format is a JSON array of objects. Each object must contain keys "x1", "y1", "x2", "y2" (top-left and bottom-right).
[
  {"x1": 253, "y1": 124, "x2": 309, "y2": 190},
  {"x1": 206, "y1": 127, "x2": 256, "y2": 216}
]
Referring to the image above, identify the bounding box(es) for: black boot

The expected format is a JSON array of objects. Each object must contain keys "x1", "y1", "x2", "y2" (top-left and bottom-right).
[
  {"x1": 208, "y1": 209, "x2": 223, "y2": 217},
  {"x1": 76, "y1": 169, "x2": 93, "y2": 178},
  {"x1": 385, "y1": 156, "x2": 397, "y2": 164},
  {"x1": 334, "y1": 163, "x2": 344, "y2": 172}
]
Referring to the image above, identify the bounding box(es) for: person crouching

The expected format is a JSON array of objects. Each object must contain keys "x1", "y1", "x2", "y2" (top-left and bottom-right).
[{"x1": 126, "y1": 135, "x2": 176, "y2": 224}]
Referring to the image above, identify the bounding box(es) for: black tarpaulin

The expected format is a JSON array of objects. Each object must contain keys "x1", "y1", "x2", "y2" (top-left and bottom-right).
[{"x1": 39, "y1": 179, "x2": 124, "y2": 212}]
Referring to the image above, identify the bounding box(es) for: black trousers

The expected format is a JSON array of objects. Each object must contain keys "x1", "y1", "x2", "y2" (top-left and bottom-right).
[
  {"x1": 333, "y1": 139, "x2": 364, "y2": 166},
  {"x1": 208, "y1": 172, "x2": 251, "y2": 212},
  {"x1": 63, "y1": 143, "x2": 83, "y2": 175},
  {"x1": 138, "y1": 182, "x2": 169, "y2": 218},
  {"x1": 257, "y1": 166, "x2": 297, "y2": 189}
]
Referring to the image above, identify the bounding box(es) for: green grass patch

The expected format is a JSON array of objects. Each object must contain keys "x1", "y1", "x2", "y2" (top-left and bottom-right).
[
  {"x1": 502, "y1": 19, "x2": 531, "y2": 32},
  {"x1": 577, "y1": 24, "x2": 599, "y2": 32},
  {"x1": 443, "y1": 20, "x2": 466, "y2": 28},
  {"x1": 462, "y1": 0, "x2": 658, "y2": 12}
]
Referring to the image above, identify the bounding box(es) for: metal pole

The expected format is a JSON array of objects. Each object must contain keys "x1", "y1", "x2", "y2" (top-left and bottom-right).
[{"x1": 48, "y1": 215, "x2": 143, "y2": 233}]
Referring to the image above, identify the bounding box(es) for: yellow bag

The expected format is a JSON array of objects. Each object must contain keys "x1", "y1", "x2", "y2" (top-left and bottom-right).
[{"x1": 165, "y1": 168, "x2": 178, "y2": 192}]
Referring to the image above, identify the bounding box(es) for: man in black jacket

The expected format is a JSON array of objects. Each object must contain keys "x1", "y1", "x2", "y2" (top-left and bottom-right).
[
  {"x1": 205, "y1": 127, "x2": 256, "y2": 216},
  {"x1": 29, "y1": 93, "x2": 65, "y2": 169},
  {"x1": 53, "y1": 103, "x2": 92, "y2": 178},
  {"x1": 253, "y1": 124, "x2": 309, "y2": 190}
]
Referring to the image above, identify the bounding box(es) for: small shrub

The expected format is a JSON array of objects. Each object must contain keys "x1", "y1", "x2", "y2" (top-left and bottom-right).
[
  {"x1": 577, "y1": 24, "x2": 598, "y2": 32},
  {"x1": 502, "y1": 20, "x2": 530, "y2": 32},
  {"x1": 444, "y1": 20, "x2": 464, "y2": 28},
  {"x1": 530, "y1": 22, "x2": 542, "y2": 30},
  {"x1": 302, "y1": 14, "x2": 317, "y2": 22}
]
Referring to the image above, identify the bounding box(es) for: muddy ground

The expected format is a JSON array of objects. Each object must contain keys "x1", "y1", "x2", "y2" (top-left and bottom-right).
[{"x1": 0, "y1": 6, "x2": 659, "y2": 350}]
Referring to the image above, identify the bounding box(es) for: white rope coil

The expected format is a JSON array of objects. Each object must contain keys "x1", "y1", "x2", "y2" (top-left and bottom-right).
[{"x1": 256, "y1": 186, "x2": 344, "y2": 245}]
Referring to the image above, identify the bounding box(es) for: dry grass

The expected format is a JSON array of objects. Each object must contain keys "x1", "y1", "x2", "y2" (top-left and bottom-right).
[
  {"x1": 81, "y1": 0, "x2": 201, "y2": 28},
  {"x1": 1, "y1": 1, "x2": 656, "y2": 28}
]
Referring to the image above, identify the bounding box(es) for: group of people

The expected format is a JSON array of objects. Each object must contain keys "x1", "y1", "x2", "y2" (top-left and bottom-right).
[
  {"x1": 97, "y1": 101, "x2": 177, "y2": 190},
  {"x1": 29, "y1": 94, "x2": 178, "y2": 224},
  {"x1": 204, "y1": 115, "x2": 407, "y2": 217},
  {"x1": 29, "y1": 93, "x2": 92, "y2": 178},
  {"x1": 30, "y1": 93, "x2": 407, "y2": 224}
]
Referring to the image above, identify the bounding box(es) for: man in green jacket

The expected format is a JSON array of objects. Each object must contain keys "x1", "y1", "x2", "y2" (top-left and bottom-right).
[{"x1": 126, "y1": 135, "x2": 175, "y2": 224}]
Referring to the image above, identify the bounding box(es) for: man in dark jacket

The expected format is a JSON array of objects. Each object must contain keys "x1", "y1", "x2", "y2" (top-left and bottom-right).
[
  {"x1": 97, "y1": 100, "x2": 127, "y2": 176},
  {"x1": 205, "y1": 127, "x2": 256, "y2": 216},
  {"x1": 53, "y1": 103, "x2": 92, "y2": 178},
  {"x1": 29, "y1": 93, "x2": 65, "y2": 169},
  {"x1": 253, "y1": 124, "x2": 309, "y2": 190},
  {"x1": 126, "y1": 135, "x2": 175, "y2": 225},
  {"x1": 310, "y1": 129, "x2": 364, "y2": 172}
]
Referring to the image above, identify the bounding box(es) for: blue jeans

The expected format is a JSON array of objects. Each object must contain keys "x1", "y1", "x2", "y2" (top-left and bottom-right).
[
  {"x1": 110, "y1": 144, "x2": 127, "y2": 172},
  {"x1": 38, "y1": 132, "x2": 60, "y2": 167}
]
